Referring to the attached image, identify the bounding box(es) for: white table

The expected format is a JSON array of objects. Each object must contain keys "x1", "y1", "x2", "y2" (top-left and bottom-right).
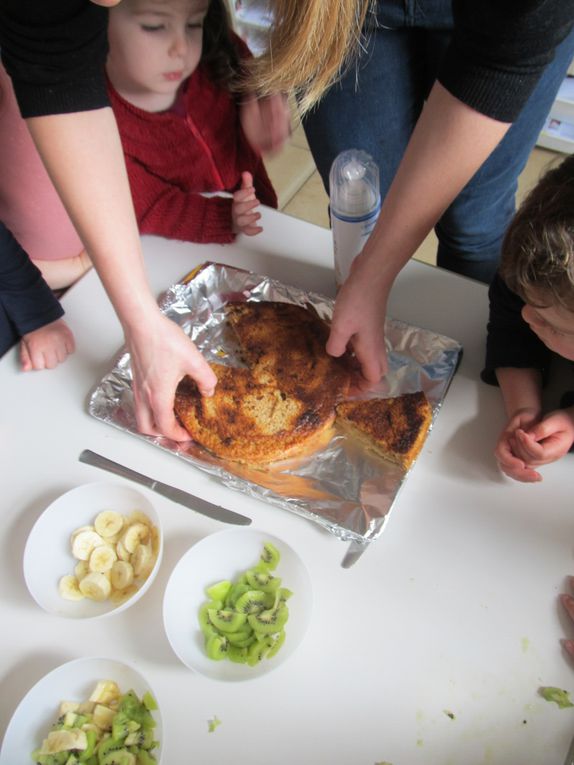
[{"x1": 2, "y1": 208, "x2": 574, "y2": 765}]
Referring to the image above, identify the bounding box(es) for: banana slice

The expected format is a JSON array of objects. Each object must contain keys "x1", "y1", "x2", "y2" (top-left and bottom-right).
[
  {"x1": 40, "y1": 729, "x2": 87, "y2": 754},
  {"x1": 58, "y1": 701, "x2": 80, "y2": 716},
  {"x1": 69, "y1": 525, "x2": 94, "y2": 545},
  {"x1": 131, "y1": 543, "x2": 155, "y2": 578},
  {"x1": 122, "y1": 522, "x2": 150, "y2": 554},
  {"x1": 74, "y1": 560, "x2": 89, "y2": 581},
  {"x1": 127, "y1": 510, "x2": 152, "y2": 526},
  {"x1": 88, "y1": 544, "x2": 117, "y2": 573},
  {"x1": 72, "y1": 530, "x2": 106, "y2": 561},
  {"x1": 110, "y1": 560, "x2": 134, "y2": 590},
  {"x1": 78, "y1": 572, "x2": 111, "y2": 601},
  {"x1": 92, "y1": 703, "x2": 115, "y2": 730},
  {"x1": 89, "y1": 679, "x2": 121, "y2": 705},
  {"x1": 110, "y1": 584, "x2": 138, "y2": 605},
  {"x1": 116, "y1": 540, "x2": 131, "y2": 562},
  {"x1": 58, "y1": 575, "x2": 84, "y2": 601},
  {"x1": 94, "y1": 510, "x2": 124, "y2": 539}
]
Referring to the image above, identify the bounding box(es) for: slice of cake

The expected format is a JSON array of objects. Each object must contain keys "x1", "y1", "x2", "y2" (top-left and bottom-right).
[{"x1": 335, "y1": 392, "x2": 433, "y2": 469}]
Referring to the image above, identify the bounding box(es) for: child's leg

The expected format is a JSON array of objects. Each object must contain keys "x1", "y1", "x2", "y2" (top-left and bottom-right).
[
  {"x1": 20, "y1": 317, "x2": 75, "y2": 371},
  {"x1": 32, "y1": 249, "x2": 92, "y2": 290}
]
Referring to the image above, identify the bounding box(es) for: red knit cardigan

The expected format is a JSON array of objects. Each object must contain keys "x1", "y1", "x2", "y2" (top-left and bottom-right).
[{"x1": 107, "y1": 64, "x2": 277, "y2": 245}]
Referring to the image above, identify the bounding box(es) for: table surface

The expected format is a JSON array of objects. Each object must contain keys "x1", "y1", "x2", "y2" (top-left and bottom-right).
[{"x1": 1, "y1": 207, "x2": 574, "y2": 765}]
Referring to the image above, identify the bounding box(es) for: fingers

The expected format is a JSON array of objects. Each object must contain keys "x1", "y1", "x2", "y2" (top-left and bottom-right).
[
  {"x1": 561, "y1": 593, "x2": 574, "y2": 623},
  {"x1": 513, "y1": 428, "x2": 545, "y2": 462}
]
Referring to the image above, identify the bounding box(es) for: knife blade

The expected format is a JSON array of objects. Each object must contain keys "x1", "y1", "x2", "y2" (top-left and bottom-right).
[
  {"x1": 564, "y1": 730, "x2": 574, "y2": 765},
  {"x1": 79, "y1": 449, "x2": 251, "y2": 526},
  {"x1": 341, "y1": 539, "x2": 371, "y2": 568}
]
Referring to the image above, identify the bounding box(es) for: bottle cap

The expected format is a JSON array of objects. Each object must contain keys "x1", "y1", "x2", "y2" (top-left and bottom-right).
[{"x1": 329, "y1": 149, "x2": 380, "y2": 217}]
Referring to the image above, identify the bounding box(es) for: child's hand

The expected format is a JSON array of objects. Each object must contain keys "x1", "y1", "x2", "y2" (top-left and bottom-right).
[
  {"x1": 239, "y1": 93, "x2": 291, "y2": 156},
  {"x1": 516, "y1": 407, "x2": 574, "y2": 466},
  {"x1": 494, "y1": 407, "x2": 542, "y2": 483},
  {"x1": 20, "y1": 318, "x2": 75, "y2": 371},
  {"x1": 232, "y1": 172, "x2": 263, "y2": 236}
]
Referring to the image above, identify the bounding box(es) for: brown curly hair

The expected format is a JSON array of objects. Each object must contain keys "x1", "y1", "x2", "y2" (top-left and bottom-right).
[{"x1": 499, "y1": 154, "x2": 574, "y2": 311}]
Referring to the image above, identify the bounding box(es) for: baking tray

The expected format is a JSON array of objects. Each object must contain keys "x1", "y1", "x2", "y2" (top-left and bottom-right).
[{"x1": 88, "y1": 262, "x2": 462, "y2": 545}]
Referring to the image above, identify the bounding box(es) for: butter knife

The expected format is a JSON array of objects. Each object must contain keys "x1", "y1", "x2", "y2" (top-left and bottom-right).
[
  {"x1": 564, "y1": 730, "x2": 574, "y2": 765},
  {"x1": 79, "y1": 449, "x2": 251, "y2": 526}
]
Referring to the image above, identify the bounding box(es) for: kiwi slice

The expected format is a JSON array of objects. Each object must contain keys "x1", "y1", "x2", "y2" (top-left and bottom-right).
[
  {"x1": 206, "y1": 580, "x2": 232, "y2": 602},
  {"x1": 248, "y1": 605, "x2": 289, "y2": 635},
  {"x1": 246, "y1": 639, "x2": 270, "y2": 666},
  {"x1": 207, "y1": 608, "x2": 247, "y2": 633},
  {"x1": 205, "y1": 633, "x2": 229, "y2": 660},
  {"x1": 259, "y1": 542, "x2": 281, "y2": 570},
  {"x1": 134, "y1": 751, "x2": 157, "y2": 765},
  {"x1": 234, "y1": 590, "x2": 267, "y2": 614},
  {"x1": 245, "y1": 569, "x2": 281, "y2": 594},
  {"x1": 228, "y1": 645, "x2": 249, "y2": 663},
  {"x1": 226, "y1": 626, "x2": 255, "y2": 646},
  {"x1": 266, "y1": 630, "x2": 286, "y2": 658},
  {"x1": 99, "y1": 750, "x2": 134, "y2": 765}
]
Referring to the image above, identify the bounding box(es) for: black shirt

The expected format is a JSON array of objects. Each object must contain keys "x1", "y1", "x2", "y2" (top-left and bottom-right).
[
  {"x1": 0, "y1": 221, "x2": 64, "y2": 356},
  {"x1": 1, "y1": 0, "x2": 573, "y2": 122}
]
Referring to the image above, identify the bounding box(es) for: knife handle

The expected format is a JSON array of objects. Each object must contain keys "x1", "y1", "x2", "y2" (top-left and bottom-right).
[{"x1": 79, "y1": 449, "x2": 156, "y2": 489}]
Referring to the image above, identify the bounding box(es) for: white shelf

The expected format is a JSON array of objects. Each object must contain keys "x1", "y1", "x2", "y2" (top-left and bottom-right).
[{"x1": 536, "y1": 63, "x2": 574, "y2": 154}]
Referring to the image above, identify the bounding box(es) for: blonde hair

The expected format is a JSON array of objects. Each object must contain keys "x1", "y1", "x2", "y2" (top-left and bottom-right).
[
  {"x1": 500, "y1": 154, "x2": 574, "y2": 311},
  {"x1": 242, "y1": 0, "x2": 373, "y2": 113}
]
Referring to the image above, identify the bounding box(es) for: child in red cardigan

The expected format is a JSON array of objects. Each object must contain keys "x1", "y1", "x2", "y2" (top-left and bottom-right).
[{"x1": 106, "y1": 0, "x2": 289, "y2": 244}]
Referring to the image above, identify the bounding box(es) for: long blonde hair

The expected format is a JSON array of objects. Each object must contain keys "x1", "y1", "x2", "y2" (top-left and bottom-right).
[{"x1": 243, "y1": 0, "x2": 373, "y2": 113}]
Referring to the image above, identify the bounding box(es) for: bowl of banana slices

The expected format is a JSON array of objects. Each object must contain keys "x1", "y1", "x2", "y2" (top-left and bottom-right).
[{"x1": 23, "y1": 482, "x2": 162, "y2": 619}]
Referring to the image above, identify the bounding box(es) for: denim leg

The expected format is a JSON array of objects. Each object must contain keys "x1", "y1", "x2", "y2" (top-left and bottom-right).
[
  {"x1": 435, "y1": 28, "x2": 574, "y2": 284},
  {"x1": 302, "y1": 0, "x2": 426, "y2": 199}
]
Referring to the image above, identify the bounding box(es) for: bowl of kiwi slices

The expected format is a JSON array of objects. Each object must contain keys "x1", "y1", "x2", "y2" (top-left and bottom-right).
[{"x1": 162, "y1": 528, "x2": 312, "y2": 681}]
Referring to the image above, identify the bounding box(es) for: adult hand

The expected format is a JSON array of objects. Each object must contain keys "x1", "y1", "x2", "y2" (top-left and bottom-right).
[
  {"x1": 126, "y1": 311, "x2": 217, "y2": 441},
  {"x1": 494, "y1": 407, "x2": 542, "y2": 482},
  {"x1": 232, "y1": 171, "x2": 262, "y2": 236},
  {"x1": 239, "y1": 93, "x2": 291, "y2": 156},
  {"x1": 327, "y1": 251, "x2": 390, "y2": 389},
  {"x1": 20, "y1": 318, "x2": 75, "y2": 371}
]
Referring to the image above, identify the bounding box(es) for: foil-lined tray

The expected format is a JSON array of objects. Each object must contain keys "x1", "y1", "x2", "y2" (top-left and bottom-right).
[{"x1": 88, "y1": 262, "x2": 462, "y2": 545}]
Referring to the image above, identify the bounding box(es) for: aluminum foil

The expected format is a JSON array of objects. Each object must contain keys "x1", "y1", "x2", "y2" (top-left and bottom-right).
[{"x1": 88, "y1": 262, "x2": 462, "y2": 545}]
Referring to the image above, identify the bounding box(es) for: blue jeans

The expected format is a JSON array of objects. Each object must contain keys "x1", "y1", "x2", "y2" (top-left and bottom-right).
[{"x1": 302, "y1": 0, "x2": 574, "y2": 283}]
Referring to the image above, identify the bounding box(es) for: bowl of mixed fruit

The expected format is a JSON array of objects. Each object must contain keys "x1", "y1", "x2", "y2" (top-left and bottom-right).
[{"x1": 0, "y1": 657, "x2": 161, "y2": 764}]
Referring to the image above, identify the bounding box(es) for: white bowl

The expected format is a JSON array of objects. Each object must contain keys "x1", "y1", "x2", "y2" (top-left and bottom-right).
[
  {"x1": 23, "y1": 482, "x2": 163, "y2": 619},
  {"x1": 162, "y1": 528, "x2": 312, "y2": 681},
  {"x1": 0, "y1": 656, "x2": 162, "y2": 764}
]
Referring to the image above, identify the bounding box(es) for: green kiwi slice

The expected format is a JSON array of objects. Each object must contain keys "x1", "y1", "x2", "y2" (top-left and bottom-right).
[
  {"x1": 206, "y1": 580, "x2": 232, "y2": 602},
  {"x1": 248, "y1": 605, "x2": 289, "y2": 635},
  {"x1": 234, "y1": 589, "x2": 267, "y2": 614},
  {"x1": 245, "y1": 569, "x2": 281, "y2": 593},
  {"x1": 259, "y1": 542, "x2": 281, "y2": 570},
  {"x1": 207, "y1": 608, "x2": 247, "y2": 633},
  {"x1": 228, "y1": 645, "x2": 249, "y2": 663},
  {"x1": 266, "y1": 630, "x2": 286, "y2": 658},
  {"x1": 205, "y1": 634, "x2": 229, "y2": 660}
]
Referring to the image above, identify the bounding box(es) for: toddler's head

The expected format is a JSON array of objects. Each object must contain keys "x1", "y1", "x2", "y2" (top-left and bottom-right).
[
  {"x1": 107, "y1": 0, "x2": 237, "y2": 112},
  {"x1": 500, "y1": 155, "x2": 574, "y2": 361}
]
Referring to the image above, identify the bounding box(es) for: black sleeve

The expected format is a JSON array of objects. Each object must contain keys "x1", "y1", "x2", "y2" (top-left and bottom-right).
[
  {"x1": 439, "y1": 0, "x2": 574, "y2": 122},
  {"x1": 0, "y1": 222, "x2": 64, "y2": 346},
  {"x1": 481, "y1": 272, "x2": 550, "y2": 386},
  {"x1": 0, "y1": 0, "x2": 110, "y2": 117}
]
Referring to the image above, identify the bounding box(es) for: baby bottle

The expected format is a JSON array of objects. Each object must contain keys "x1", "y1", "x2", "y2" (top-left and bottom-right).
[{"x1": 329, "y1": 149, "x2": 381, "y2": 287}]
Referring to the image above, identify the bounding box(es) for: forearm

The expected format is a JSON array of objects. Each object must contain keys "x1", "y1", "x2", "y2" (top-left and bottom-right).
[
  {"x1": 26, "y1": 108, "x2": 159, "y2": 335},
  {"x1": 495, "y1": 367, "x2": 543, "y2": 419},
  {"x1": 360, "y1": 83, "x2": 510, "y2": 286}
]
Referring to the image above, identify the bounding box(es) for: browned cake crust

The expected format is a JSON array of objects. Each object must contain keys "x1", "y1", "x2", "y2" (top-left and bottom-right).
[
  {"x1": 335, "y1": 392, "x2": 433, "y2": 469},
  {"x1": 174, "y1": 364, "x2": 336, "y2": 465},
  {"x1": 225, "y1": 301, "x2": 351, "y2": 408}
]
